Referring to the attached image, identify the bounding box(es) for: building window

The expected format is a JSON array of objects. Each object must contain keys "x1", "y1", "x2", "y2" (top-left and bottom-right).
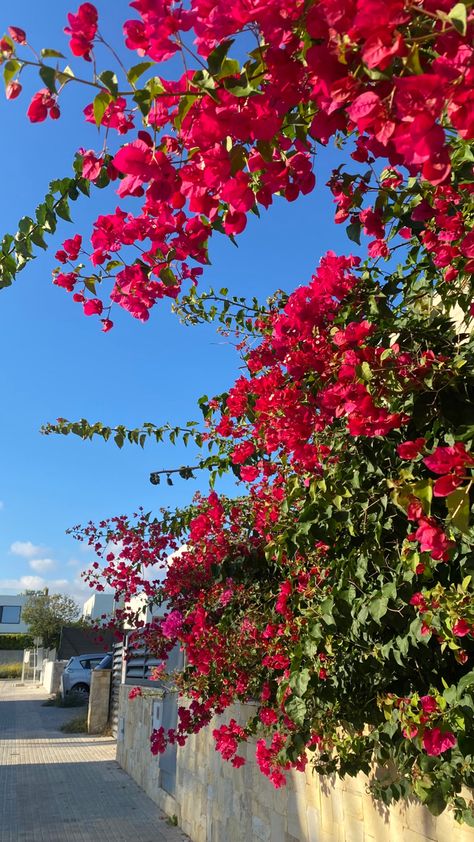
[{"x1": 0, "y1": 605, "x2": 21, "y2": 624}]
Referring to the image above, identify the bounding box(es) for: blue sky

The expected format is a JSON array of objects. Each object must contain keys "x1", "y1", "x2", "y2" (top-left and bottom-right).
[{"x1": 0, "y1": 1, "x2": 354, "y2": 604}]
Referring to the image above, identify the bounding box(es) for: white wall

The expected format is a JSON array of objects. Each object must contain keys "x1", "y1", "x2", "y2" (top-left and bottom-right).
[
  {"x1": 82, "y1": 592, "x2": 114, "y2": 620},
  {"x1": 0, "y1": 594, "x2": 28, "y2": 634}
]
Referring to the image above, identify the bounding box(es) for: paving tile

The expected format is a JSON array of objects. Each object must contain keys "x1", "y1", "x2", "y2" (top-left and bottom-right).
[{"x1": 0, "y1": 680, "x2": 188, "y2": 842}]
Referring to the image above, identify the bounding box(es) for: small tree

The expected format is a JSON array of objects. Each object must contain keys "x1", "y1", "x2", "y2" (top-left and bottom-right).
[{"x1": 22, "y1": 592, "x2": 80, "y2": 649}]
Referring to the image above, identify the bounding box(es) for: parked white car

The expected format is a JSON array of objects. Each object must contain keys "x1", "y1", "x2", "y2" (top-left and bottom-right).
[{"x1": 60, "y1": 652, "x2": 111, "y2": 699}]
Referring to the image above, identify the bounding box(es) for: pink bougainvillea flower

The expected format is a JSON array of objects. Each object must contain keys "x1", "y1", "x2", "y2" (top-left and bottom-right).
[
  {"x1": 101, "y1": 319, "x2": 114, "y2": 333},
  {"x1": 8, "y1": 25, "x2": 26, "y2": 44},
  {"x1": 224, "y1": 211, "x2": 247, "y2": 235},
  {"x1": 231, "y1": 441, "x2": 255, "y2": 465},
  {"x1": 81, "y1": 150, "x2": 103, "y2": 181},
  {"x1": 160, "y1": 610, "x2": 183, "y2": 639},
  {"x1": 424, "y1": 443, "x2": 474, "y2": 474},
  {"x1": 452, "y1": 619, "x2": 471, "y2": 637},
  {"x1": 0, "y1": 38, "x2": 14, "y2": 56},
  {"x1": 5, "y1": 81, "x2": 22, "y2": 100},
  {"x1": 403, "y1": 725, "x2": 418, "y2": 739},
  {"x1": 410, "y1": 593, "x2": 427, "y2": 611},
  {"x1": 54, "y1": 273, "x2": 77, "y2": 292},
  {"x1": 397, "y1": 438, "x2": 426, "y2": 459},
  {"x1": 420, "y1": 695, "x2": 438, "y2": 714},
  {"x1": 83, "y1": 298, "x2": 103, "y2": 316},
  {"x1": 433, "y1": 474, "x2": 463, "y2": 497},
  {"x1": 128, "y1": 686, "x2": 142, "y2": 700},
  {"x1": 407, "y1": 498, "x2": 424, "y2": 521},
  {"x1": 414, "y1": 517, "x2": 453, "y2": 561},
  {"x1": 26, "y1": 89, "x2": 59, "y2": 123},
  {"x1": 422, "y1": 727, "x2": 456, "y2": 756},
  {"x1": 64, "y1": 3, "x2": 98, "y2": 61},
  {"x1": 62, "y1": 235, "x2": 82, "y2": 260}
]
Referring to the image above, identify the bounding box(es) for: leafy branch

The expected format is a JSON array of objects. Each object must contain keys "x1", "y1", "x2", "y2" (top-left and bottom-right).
[
  {"x1": 41, "y1": 417, "x2": 207, "y2": 449},
  {"x1": 0, "y1": 170, "x2": 89, "y2": 290}
]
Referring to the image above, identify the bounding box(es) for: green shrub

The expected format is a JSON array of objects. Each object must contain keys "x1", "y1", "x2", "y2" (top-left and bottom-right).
[
  {"x1": 0, "y1": 662, "x2": 22, "y2": 679},
  {"x1": 0, "y1": 634, "x2": 33, "y2": 650}
]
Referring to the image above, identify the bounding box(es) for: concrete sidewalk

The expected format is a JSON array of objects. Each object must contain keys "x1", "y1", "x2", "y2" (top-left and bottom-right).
[{"x1": 0, "y1": 680, "x2": 189, "y2": 842}]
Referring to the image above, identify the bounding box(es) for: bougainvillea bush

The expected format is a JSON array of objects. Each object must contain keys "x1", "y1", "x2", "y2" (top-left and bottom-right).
[{"x1": 3, "y1": 0, "x2": 474, "y2": 824}]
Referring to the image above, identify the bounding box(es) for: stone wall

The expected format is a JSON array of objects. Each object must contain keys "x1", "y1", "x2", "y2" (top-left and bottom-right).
[
  {"x1": 88, "y1": 669, "x2": 111, "y2": 733},
  {"x1": 116, "y1": 687, "x2": 474, "y2": 842}
]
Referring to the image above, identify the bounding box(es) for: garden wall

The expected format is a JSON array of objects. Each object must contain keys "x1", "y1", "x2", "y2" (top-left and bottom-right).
[
  {"x1": 116, "y1": 687, "x2": 474, "y2": 842},
  {"x1": 0, "y1": 649, "x2": 23, "y2": 665}
]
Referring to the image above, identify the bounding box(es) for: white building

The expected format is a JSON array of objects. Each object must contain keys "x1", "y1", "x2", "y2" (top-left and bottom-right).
[
  {"x1": 0, "y1": 594, "x2": 29, "y2": 634},
  {"x1": 82, "y1": 592, "x2": 115, "y2": 621}
]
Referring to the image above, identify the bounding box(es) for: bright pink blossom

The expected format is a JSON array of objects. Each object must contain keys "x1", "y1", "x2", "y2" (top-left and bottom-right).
[
  {"x1": 5, "y1": 81, "x2": 22, "y2": 100},
  {"x1": 422, "y1": 727, "x2": 456, "y2": 756},
  {"x1": 452, "y1": 619, "x2": 471, "y2": 637},
  {"x1": 397, "y1": 438, "x2": 426, "y2": 460},
  {"x1": 8, "y1": 26, "x2": 26, "y2": 44},
  {"x1": 64, "y1": 3, "x2": 98, "y2": 61},
  {"x1": 83, "y1": 298, "x2": 103, "y2": 316}
]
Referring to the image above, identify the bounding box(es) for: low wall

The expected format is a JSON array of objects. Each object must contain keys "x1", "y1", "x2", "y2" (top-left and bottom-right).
[
  {"x1": 116, "y1": 688, "x2": 474, "y2": 842},
  {"x1": 0, "y1": 650, "x2": 23, "y2": 664},
  {"x1": 42, "y1": 660, "x2": 67, "y2": 694},
  {"x1": 88, "y1": 669, "x2": 111, "y2": 733}
]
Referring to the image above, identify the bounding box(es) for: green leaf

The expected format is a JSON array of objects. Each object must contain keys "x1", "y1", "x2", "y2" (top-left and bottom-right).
[
  {"x1": 446, "y1": 484, "x2": 471, "y2": 533},
  {"x1": 133, "y1": 88, "x2": 152, "y2": 117},
  {"x1": 289, "y1": 668, "x2": 310, "y2": 697},
  {"x1": 448, "y1": 2, "x2": 467, "y2": 35},
  {"x1": 424, "y1": 788, "x2": 447, "y2": 816},
  {"x1": 93, "y1": 91, "x2": 112, "y2": 127},
  {"x1": 369, "y1": 596, "x2": 389, "y2": 624},
  {"x1": 412, "y1": 479, "x2": 433, "y2": 516},
  {"x1": 30, "y1": 228, "x2": 47, "y2": 250},
  {"x1": 127, "y1": 61, "x2": 155, "y2": 86},
  {"x1": 39, "y1": 65, "x2": 57, "y2": 94},
  {"x1": 359, "y1": 361, "x2": 373, "y2": 381},
  {"x1": 159, "y1": 267, "x2": 176, "y2": 287},
  {"x1": 83, "y1": 276, "x2": 97, "y2": 295},
  {"x1": 285, "y1": 696, "x2": 307, "y2": 727},
  {"x1": 146, "y1": 76, "x2": 166, "y2": 98},
  {"x1": 98, "y1": 70, "x2": 119, "y2": 98},
  {"x1": 223, "y1": 75, "x2": 258, "y2": 97},
  {"x1": 40, "y1": 48, "x2": 65, "y2": 59},
  {"x1": 346, "y1": 221, "x2": 361, "y2": 245},
  {"x1": 207, "y1": 39, "x2": 234, "y2": 76},
  {"x1": 3, "y1": 60, "x2": 21, "y2": 86},
  {"x1": 56, "y1": 65, "x2": 75, "y2": 85},
  {"x1": 56, "y1": 198, "x2": 72, "y2": 222}
]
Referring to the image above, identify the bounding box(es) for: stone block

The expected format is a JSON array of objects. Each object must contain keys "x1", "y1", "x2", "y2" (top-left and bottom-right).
[
  {"x1": 321, "y1": 789, "x2": 334, "y2": 830},
  {"x1": 270, "y1": 812, "x2": 287, "y2": 842},
  {"x1": 402, "y1": 799, "x2": 437, "y2": 840},
  {"x1": 401, "y1": 830, "x2": 437, "y2": 842},
  {"x1": 344, "y1": 817, "x2": 365, "y2": 842},
  {"x1": 343, "y1": 791, "x2": 364, "y2": 822},
  {"x1": 252, "y1": 815, "x2": 271, "y2": 841},
  {"x1": 307, "y1": 804, "x2": 321, "y2": 841},
  {"x1": 434, "y1": 807, "x2": 463, "y2": 842},
  {"x1": 361, "y1": 792, "x2": 390, "y2": 841},
  {"x1": 288, "y1": 789, "x2": 308, "y2": 839},
  {"x1": 331, "y1": 789, "x2": 345, "y2": 826}
]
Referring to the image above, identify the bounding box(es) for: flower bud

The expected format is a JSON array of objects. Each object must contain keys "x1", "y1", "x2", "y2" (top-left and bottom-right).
[
  {"x1": 8, "y1": 26, "x2": 26, "y2": 44},
  {"x1": 5, "y1": 80, "x2": 21, "y2": 100}
]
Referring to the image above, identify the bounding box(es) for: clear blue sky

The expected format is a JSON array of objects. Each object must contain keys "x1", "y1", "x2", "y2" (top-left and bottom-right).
[{"x1": 0, "y1": 1, "x2": 354, "y2": 604}]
